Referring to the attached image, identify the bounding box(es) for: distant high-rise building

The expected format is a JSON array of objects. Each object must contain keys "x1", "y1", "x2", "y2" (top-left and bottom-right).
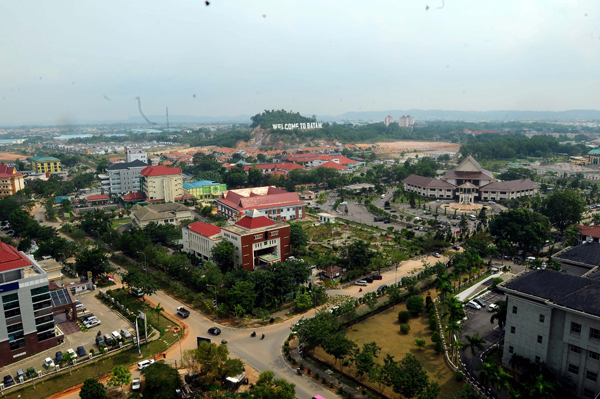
[
  {"x1": 125, "y1": 147, "x2": 148, "y2": 164},
  {"x1": 398, "y1": 115, "x2": 415, "y2": 127},
  {"x1": 384, "y1": 115, "x2": 395, "y2": 126}
]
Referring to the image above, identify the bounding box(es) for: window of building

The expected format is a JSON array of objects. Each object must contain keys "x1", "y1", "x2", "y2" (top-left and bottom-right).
[
  {"x1": 508, "y1": 346, "x2": 514, "y2": 354},
  {"x1": 590, "y1": 351, "x2": 600, "y2": 360},
  {"x1": 587, "y1": 370, "x2": 598, "y2": 382},
  {"x1": 571, "y1": 345, "x2": 582, "y2": 354},
  {"x1": 254, "y1": 234, "x2": 262, "y2": 240},
  {"x1": 590, "y1": 328, "x2": 600, "y2": 340},
  {"x1": 537, "y1": 335, "x2": 543, "y2": 344},
  {"x1": 571, "y1": 322, "x2": 582, "y2": 334},
  {"x1": 512, "y1": 306, "x2": 518, "y2": 314},
  {"x1": 510, "y1": 326, "x2": 515, "y2": 334},
  {"x1": 583, "y1": 388, "x2": 595, "y2": 399},
  {"x1": 535, "y1": 356, "x2": 540, "y2": 363},
  {"x1": 568, "y1": 363, "x2": 580, "y2": 375},
  {"x1": 539, "y1": 314, "x2": 545, "y2": 323}
]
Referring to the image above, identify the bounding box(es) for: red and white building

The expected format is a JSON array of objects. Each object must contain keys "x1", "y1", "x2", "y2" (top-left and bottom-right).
[
  {"x1": 225, "y1": 162, "x2": 306, "y2": 176},
  {"x1": 216, "y1": 186, "x2": 306, "y2": 221},
  {"x1": 140, "y1": 165, "x2": 190, "y2": 203},
  {"x1": 182, "y1": 210, "x2": 291, "y2": 270}
]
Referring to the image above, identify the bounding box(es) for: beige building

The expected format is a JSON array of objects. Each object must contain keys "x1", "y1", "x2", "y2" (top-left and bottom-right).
[
  {"x1": 0, "y1": 164, "x2": 24, "y2": 198},
  {"x1": 131, "y1": 203, "x2": 192, "y2": 228},
  {"x1": 140, "y1": 165, "x2": 184, "y2": 203}
]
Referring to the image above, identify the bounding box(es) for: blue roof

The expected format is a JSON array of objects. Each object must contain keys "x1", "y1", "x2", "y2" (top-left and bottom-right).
[
  {"x1": 589, "y1": 149, "x2": 600, "y2": 155},
  {"x1": 183, "y1": 180, "x2": 221, "y2": 189}
]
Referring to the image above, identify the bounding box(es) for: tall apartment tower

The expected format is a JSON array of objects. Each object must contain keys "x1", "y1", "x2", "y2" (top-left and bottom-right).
[
  {"x1": 125, "y1": 147, "x2": 148, "y2": 164},
  {"x1": 399, "y1": 115, "x2": 415, "y2": 127},
  {"x1": 384, "y1": 115, "x2": 395, "y2": 127}
]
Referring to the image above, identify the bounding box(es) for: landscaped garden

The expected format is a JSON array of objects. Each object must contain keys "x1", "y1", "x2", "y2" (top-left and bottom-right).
[{"x1": 313, "y1": 294, "x2": 463, "y2": 398}]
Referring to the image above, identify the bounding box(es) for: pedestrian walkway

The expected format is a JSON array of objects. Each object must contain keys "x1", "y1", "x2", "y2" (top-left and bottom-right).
[{"x1": 455, "y1": 273, "x2": 502, "y2": 301}]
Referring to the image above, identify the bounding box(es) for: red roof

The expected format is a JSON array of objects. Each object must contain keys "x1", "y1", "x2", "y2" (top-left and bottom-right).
[
  {"x1": 0, "y1": 242, "x2": 32, "y2": 272},
  {"x1": 0, "y1": 164, "x2": 23, "y2": 178},
  {"x1": 277, "y1": 163, "x2": 306, "y2": 171},
  {"x1": 123, "y1": 191, "x2": 145, "y2": 200},
  {"x1": 315, "y1": 161, "x2": 348, "y2": 170},
  {"x1": 140, "y1": 165, "x2": 182, "y2": 177},
  {"x1": 87, "y1": 195, "x2": 109, "y2": 201},
  {"x1": 579, "y1": 225, "x2": 600, "y2": 239},
  {"x1": 188, "y1": 222, "x2": 222, "y2": 237},
  {"x1": 217, "y1": 186, "x2": 305, "y2": 212},
  {"x1": 235, "y1": 210, "x2": 276, "y2": 230}
]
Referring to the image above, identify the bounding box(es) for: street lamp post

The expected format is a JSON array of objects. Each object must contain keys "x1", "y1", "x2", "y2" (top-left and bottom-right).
[{"x1": 207, "y1": 284, "x2": 218, "y2": 320}]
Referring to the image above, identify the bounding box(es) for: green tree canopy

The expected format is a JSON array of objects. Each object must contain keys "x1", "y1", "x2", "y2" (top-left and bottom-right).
[
  {"x1": 541, "y1": 190, "x2": 586, "y2": 234},
  {"x1": 75, "y1": 248, "x2": 114, "y2": 279},
  {"x1": 210, "y1": 240, "x2": 237, "y2": 273},
  {"x1": 253, "y1": 370, "x2": 296, "y2": 399},
  {"x1": 141, "y1": 361, "x2": 182, "y2": 399},
  {"x1": 79, "y1": 378, "x2": 107, "y2": 399}
]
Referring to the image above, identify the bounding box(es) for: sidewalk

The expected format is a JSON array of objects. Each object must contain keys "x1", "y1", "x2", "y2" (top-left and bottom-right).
[{"x1": 455, "y1": 273, "x2": 501, "y2": 301}]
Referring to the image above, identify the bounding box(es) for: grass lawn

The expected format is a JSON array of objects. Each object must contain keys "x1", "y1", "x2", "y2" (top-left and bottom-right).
[
  {"x1": 314, "y1": 299, "x2": 463, "y2": 398},
  {"x1": 112, "y1": 217, "x2": 132, "y2": 228},
  {"x1": 3, "y1": 311, "x2": 178, "y2": 399}
]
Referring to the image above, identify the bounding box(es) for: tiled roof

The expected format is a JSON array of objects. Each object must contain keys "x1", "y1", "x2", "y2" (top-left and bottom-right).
[
  {"x1": 188, "y1": 222, "x2": 222, "y2": 237},
  {"x1": 554, "y1": 242, "x2": 600, "y2": 268},
  {"x1": 578, "y1": 225, "x2": 600, "y2": 239},
  {"x1": 235, "y1": 210, "x2": 276, "y2": 230},
  {"x1": 444, "y1": 155, "x2": 494, "y2": 180},
  {"x1": 123, "y1": 191, "x2": 144, "y2": 200},
  {"x1": 140, "y1": 165, "x2": 181, "y2": 177},
  {"x1": 0, "y1": 242, "x2": 32, "y2": 272},
  {"x1": 217, "y1": 186, "x2": 305, "y2": 211},
  {"x1": 107, "y1": 160, "x2": 148, "y2": 170},
  {"x1": 87, "y1": 195, "x2": 109, "y2": 201},
  {"x1": 402, "y1": 174, "x2": 455, "y2": 189},
  {"x1": 31, "y1": 151, "x2": 60, "y2": 162},
  {"x1": 277, "y1": 163, "x2": 306, "y2": 171},
  {"x1": 479, "y1": 179, "x2": 540, "y2": 191},
  {"x1": 0, "y1": 164, "x2": 23, "y2": 178},
  {"x1": 132, "y1": 203, "x2": 189, "y2": 221},
  {"x1": 315, "y1": 161, "x2": 348, "y2": 170}
]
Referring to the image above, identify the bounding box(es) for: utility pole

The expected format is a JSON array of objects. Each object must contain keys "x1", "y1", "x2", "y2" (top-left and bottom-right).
[
  {"x1": 207, "y1": 284, "x2": 218, "y2": 320},
  {"x1": 166, "y1": 107, "x2": 169, "y2": 129}
]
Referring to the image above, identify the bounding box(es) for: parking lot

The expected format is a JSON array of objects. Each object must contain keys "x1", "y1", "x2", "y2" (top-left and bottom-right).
[
  {"x1": 459, "y1": 290, "x2": 506, "y2": 373},
  {"x1": 0, "y1": 289, "x2": 134, "y2": 385}
]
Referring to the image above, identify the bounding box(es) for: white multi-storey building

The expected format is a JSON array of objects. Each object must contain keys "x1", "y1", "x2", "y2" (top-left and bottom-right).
[{"x1": 125, "y1": 147, "x2": 148, "y2": 164}]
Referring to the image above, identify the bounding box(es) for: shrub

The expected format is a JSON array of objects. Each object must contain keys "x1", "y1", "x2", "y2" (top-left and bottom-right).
[
  {"x1": 425, "y1": 295, "x2": 433, "y2": 307},
  {"x1": 431, "y1": 332, "x2": 441, "y2": 343},
  {"x1": 397, "y1": 311, "x2": 411, "y2": 324},
  {"x1": 406, "y1": 295, "x2": 425, "y2": 315},
  {"x1": 454, "y1": 370, "x2": 464, "y2": 381},
  {"x1": 429, "y1": 320, "x2": 438, "y2": 331},
  {"x1": 337, "y1": 387, "x2": 345, "y2": 395},
  {"x1": 414, "y1": 339, "x2": 426, "y2": 349},
  {"x1": 400, "y1": 324, "x2": 411, "y2": 334},
  {"x1": 434, "y1": 341, "x2": 443, "y2": 353},
  {"x1": 428, "y1": 308, "x2": 436, "y2": 319}
]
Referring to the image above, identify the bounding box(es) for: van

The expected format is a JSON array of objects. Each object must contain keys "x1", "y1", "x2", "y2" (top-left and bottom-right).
[
  {"x1": 111, "y1": 331, "x2": 122, "y2": 340},
  {"x1": 104, "y1": 334, "x2": 115, "y2": 346},
  {"x1": 381, "y1": 194, "x2": 385, "y2": 199},
  {"x1": 467, "y1": 301, "x2": 481, "y2": 310},
  {"x1": 469, "y1": 215, "x2": 476, "y2": 221}
]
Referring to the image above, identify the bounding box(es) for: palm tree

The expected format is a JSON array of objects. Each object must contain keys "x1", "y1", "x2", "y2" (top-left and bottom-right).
[
  {"x1": 154, "y1": 302, "x2": 165, "y2": 326},
  {"x1": 446, "y1": 321, "x2": 463, "y2": 363},
  {"x1": 490, "y1": 299, "x2": 508, "y2": 329},
  {"x1": 463, "y1": 333, "x2": 486, "y2": 356},
  {"x1": 444, "y1": 296, "x2": 466, "y2": 324},
  {"x1": 521, "y1": 374, "x2": 555, "y2": 399},
  {"x1": 62, "y1": 351, "x2": 75, "y2": 375},
  {"x1": 478, "y1": 361, "x2": 500, "y2": 389}
]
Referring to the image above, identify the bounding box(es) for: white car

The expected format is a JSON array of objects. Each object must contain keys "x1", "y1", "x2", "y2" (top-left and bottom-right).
[
  {"x1": 137, "y1": 359, "x2": 155, "y2": 370},
  {"x1": 467, "y1": 301, "x2": 481, "y2": 310},
  {"x1": 66, "y1": 348, "x2": 77, "y2": 359},
  {"x1": 84, "y1": 319, "x2": 101, "y2": 328},
  {"x1": 44, "y1": 357, "x2": 55, "y2": 368},
  {"x1": 120, "y1": 328, "x2": 132, "y2": 339},
  {"x1": 488, "y1": 303, "x2": 498, "y2": 312},
  {"x1": 340, "y1": 201, "x2": 348, "y2": 206},
  {"x1": 433, "y1": 253, "x2": 441, "y2": 258},
  {"x1": 132, "y1": 378, "x2": 141, "y2": 391},
  {"x1": 328, "y1": 306, "x2": 340, "y2": 314},
  {"x1": 355, "y1": 280, "x2": 368, "y2": 286},
  {"x1": 111, "y1": 331, "x2": 122, "y2": 340}
]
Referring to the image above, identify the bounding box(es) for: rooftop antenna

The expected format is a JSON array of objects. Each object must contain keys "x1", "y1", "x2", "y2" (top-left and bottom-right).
[{"x1": 166, "y1": 107, "x2": 169, "y2": 129}]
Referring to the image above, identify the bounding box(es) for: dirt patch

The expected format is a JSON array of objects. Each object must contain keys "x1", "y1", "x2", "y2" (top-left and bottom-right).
[
  {"x1": 367, "y1": 141, "x2": 460, "y2": 158},
  {"x1": 0, "y1": 152, "x2": 26, "y2": 161}
]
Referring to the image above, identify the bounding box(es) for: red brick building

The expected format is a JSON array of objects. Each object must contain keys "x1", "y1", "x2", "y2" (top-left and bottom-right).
[
  {"x1": 183, "y1": 210, "x2": 291, "y2": 270},
  {"x1": 216, "y1": 186, "x2": 306, "y2": 221}
]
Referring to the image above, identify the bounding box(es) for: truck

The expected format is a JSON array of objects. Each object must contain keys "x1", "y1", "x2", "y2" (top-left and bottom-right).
[
  {"x1": 373, "y1": 216, "x2": 386, "y2": 222},
  {"x1": 177, "y1": 306, "x2": 190, "y2": 318}
]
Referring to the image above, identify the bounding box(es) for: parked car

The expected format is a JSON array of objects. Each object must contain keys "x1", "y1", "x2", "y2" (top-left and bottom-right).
[
  {"x1": 488, "y1": 303, "x2": 498, "y2": 312},
  {"x1": 84, "y1": 319, "x2": 101, "y2": 328},
  {"x1": 452, "y1": 246, "x2": 460, "y2": 251},
  {"x1": 364, "y1": 277, "x2": 374, "y2": 283},
  {"x1": 120, "y1": 328, "x2": 132, "y2": 339},
  {"x1": 328, "y1": 306, "x2": 340, "y2": 314},
  {"x1": 104, "y1": 334, "x2": 116, "y2": 346},
  {"x1": 76, "y1": 346, "x2": 87, "y2": 357},
  {"x1": 466, "y1": 301, "x2": 481, "y2": 310},
  {"x1": 95, "y1": 336, "x2": 105, "y2": 347},
  {"x1": 355, "y1": 280, "x2": 368, "y2": 286},
  {"x1": 371, "y1": 275, "x2": 383, "y2": 280},
  {"x1": 66, "y1": 348, "x2": 77, "y2": 359},
  {"x1": 208, "y1": 327, "x2": 221, "y2": 335},
  {"x1": 55, "y1": 351, "x2": 64, "y2": 364},
  {"x1": 15, "y1": 369, "x2": 24, "y2": 381},
  {"x1": 44, "y1": 357, "x2": 55, "y2": 368},
  {"x1": 377, "y1": 284, "x2": 388, "y2": 293},
  {"x1": 383, "y1": 219, "x2": 391, "y2": 224},
  {"x1": 111, "y1": 331, "x2": 122, "y2": 340},
  {"x1": 137, "y1": 359, "x2": 155, "y2": 370},
  {"x1": 473, "y1": 298, "x2": 486, "y2": 308},
  {"x1": 433, "y1": 253, "x2": 441, "y2": 258},
  {"x1": 132, "y1": 377, "x2": 141, "y2": 391},
  {"x1": 3, "y1": 375, "x2": 15, "y2": 387}
]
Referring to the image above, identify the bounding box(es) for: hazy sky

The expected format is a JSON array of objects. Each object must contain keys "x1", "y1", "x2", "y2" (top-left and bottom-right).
[{"x1": 1, "y1": 1, "x2": 599, "y2": 125}]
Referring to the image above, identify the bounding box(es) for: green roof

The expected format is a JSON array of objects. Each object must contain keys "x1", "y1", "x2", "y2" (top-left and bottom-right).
[
  {"x1": 589, "y1": 149, "x2": 600, "y2": 155},
  {"x1": 31, "y1": 151, "x2": 60, "y2": 162}
]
